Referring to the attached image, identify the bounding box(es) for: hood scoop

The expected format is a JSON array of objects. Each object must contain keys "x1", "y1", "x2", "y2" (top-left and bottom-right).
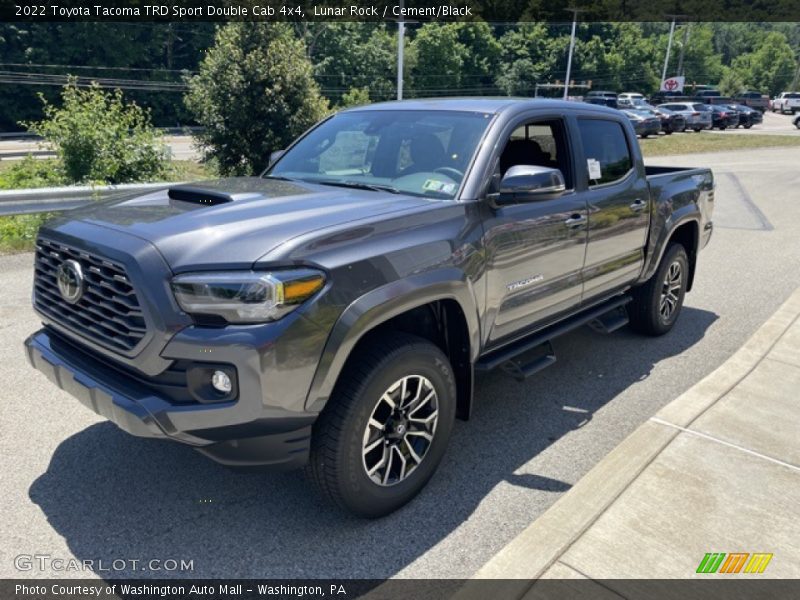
[{"x1": 168, "y1": 185, "x2": 262, "y2": 206}]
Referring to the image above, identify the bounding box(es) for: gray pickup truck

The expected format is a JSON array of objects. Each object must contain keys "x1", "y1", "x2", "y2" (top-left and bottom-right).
[{"x1": 25, "y1": 99, "x2": 714, "y2": 517}]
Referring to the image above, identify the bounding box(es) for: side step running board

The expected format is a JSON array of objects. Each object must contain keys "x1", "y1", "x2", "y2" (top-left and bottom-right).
[
  {"x1": 499, "y1": 341, "x2": 557, "y2": 382},
  {"x1": 475, "y1": 295, "x2": 632, "y2": 378},
  {"x1": 588, "y1": 305, "x2": 630, "y2": 334}
]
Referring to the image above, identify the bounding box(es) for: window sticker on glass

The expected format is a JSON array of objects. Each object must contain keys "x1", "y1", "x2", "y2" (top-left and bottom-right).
[
  {"x1": 587, "y1": 158, "x2": 602, "y2": 180},
  {"x1": 423, "y1": 179, "x2": 457, "y2": 195}
]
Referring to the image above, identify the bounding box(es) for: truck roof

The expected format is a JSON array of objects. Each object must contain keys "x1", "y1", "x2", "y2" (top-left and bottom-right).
[{"x1": 341, "y1": 96, "x2": 621, "y2": 117}]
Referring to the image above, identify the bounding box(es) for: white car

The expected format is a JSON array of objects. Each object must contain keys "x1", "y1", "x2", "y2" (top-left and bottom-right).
[
  {"x1": 617, "y1": 92, "x2": 646, "y2": 108},
  {"x1": 771, "y1": 92, "x2": 800, "y2": 114}
]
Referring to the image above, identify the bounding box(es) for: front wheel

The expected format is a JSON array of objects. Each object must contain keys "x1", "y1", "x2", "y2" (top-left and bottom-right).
[
  {"x1": 628, "y1": 243, "x2": 689, "y2": 336},
  {"x1": 306, "y1": 332, "x2": 456, "y2": 517}
]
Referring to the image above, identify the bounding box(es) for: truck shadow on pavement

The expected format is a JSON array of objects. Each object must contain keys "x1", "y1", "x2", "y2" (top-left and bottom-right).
[{"x1": 29, "y1": 307, "x2": 717, "y2": 579}]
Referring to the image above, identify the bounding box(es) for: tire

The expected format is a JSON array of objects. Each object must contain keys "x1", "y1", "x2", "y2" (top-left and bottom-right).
[
  {"x1": 306, "y1": 332, "x2": 456, "y2": 518},
  {"x1": 628, "y1": 243, "x2": 689, "y2": 336},
  {"x1": 693, "y1": 128, "x2": 702, "y2": 132},
  {"x1": 744, "y1": 124, "x2": 752, "y2": 129}
]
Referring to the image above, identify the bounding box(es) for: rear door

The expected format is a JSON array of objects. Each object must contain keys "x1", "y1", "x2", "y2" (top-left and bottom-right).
[{"x1": 576, "y1": 117, "x2": 650, "y2": 304}]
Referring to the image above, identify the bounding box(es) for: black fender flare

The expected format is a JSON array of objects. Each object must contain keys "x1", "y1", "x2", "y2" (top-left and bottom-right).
[
  {"x1": 304, "y1": 268, "x2": 481, "y2": 412},
  {"x1": 640, "y1": 208, "x2": 701, "y2": 286}
]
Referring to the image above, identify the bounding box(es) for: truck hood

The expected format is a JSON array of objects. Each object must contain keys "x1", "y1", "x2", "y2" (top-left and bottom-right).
[{"x1": 53, "y1": 177, "x2": 437, "y2": 271}]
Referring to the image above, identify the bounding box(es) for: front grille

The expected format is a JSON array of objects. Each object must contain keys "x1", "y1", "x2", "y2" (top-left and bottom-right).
[{"x1": 34, "y1": 237, "x2": 147, "y2": 354}]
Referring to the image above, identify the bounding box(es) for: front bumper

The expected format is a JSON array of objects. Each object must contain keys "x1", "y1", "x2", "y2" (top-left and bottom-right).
[{"x1": 25, "y1": 329, "x2": 316, "y2": 470}]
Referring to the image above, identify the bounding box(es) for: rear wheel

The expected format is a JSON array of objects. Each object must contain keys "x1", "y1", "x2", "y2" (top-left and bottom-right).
[
  {"x1": 628, "y1": 243, "x2": 689, "y2": 336},
  {"x1": 306, "y1": 332, "x2": 456, "y2": 517}
]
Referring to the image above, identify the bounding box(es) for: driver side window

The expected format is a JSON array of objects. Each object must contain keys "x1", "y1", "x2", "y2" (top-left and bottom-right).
[{"x1": 496, "y1": 119, "x2": 573, "y2": 189}]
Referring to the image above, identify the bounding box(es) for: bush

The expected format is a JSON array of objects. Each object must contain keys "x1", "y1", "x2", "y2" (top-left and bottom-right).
[
  {"x1": 0, "y1": 157, "x2": 65, "y2": 190},
  {"x1": 185, "y1": 23, "x2": 329, "y2": 176},
  {"x1": 24, "y1": 81, "x2": 170, "y2": 184},
  {"x1": 338, "y1": 87, "x2": 371, "y2": 109},
  {"x1": 0, "y1": 213, "x2": 51, "y2": 254}
]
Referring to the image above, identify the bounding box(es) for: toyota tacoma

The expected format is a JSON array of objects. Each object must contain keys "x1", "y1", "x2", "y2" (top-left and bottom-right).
[{"x1": 25, "y1": 99, "x2": 714, "y2": 517}]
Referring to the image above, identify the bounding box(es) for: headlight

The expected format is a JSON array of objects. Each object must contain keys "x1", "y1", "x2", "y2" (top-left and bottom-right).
[{"x1": 171, "y1": 268, "x2": 325, "y2": 324}]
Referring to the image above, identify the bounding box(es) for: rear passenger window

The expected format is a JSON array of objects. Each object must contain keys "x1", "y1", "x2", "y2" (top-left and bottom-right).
[{"x1": 577, "y1": 119, "x2": 632, "y2": 186}]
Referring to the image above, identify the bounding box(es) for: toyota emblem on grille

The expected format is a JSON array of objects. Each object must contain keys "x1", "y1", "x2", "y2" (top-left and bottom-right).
[{"x1": 56, "y1": 259, "x2": 85, "y2": 304}]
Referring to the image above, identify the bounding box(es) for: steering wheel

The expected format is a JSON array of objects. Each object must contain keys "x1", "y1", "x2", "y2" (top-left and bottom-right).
[{"x1": 433, "y1": 167, "x2": 464, "y2": 181}]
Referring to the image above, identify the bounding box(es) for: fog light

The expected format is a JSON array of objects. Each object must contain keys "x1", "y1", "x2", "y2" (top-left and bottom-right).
[{"x1": 211, "y1": 370, "x2": 232, "y2": 394}]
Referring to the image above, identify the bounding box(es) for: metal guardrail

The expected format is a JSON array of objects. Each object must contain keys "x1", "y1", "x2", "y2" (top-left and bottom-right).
[
  {"x1": 0, "y1": 182, "x2": 175, "y2": 217},
  {"x1": 0, "y1": 127, "x2": 204, "y2": 140}
]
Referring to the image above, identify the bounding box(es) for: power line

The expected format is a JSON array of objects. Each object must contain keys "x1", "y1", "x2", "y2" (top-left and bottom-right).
[{"x1": 0, "y1": 62, "x2": 194, "y2": 74}]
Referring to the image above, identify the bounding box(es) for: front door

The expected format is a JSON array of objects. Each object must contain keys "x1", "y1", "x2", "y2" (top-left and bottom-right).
[{"x1": 482, "y1": 117, "x2": 588, "y2": 347}]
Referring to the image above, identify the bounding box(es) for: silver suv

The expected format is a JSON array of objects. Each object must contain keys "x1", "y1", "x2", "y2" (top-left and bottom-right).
[{"x1": 658, "y1": 102, "x2": 713, "y2": 132}]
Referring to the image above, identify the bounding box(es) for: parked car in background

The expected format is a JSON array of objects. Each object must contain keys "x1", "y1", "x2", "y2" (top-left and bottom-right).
[
  {"x1": 725, "y1": 103, "x2": 762, "y2": 128},
  {"x1": 736, "y1": 91, "x2": 769, "y2": 112},
  {"x1": 709, "y1": 105, "x2": 739, "y2": 129},
  {"x1": 623, "y1": 109, "x2": 662, "y2": 137},
  {"x1": 617, "y1": 92, "x2": 646, "y2": 108},
  {"x1": 650, "y1": 106, "x2": 686, "y2": 134},
  {"x1": 657, "y1": 102, "x2": 713, "y2": 132},
  {"x1": 585, "y1": 91, "x2": 619, "y2": 108},
  {"x1": 695, "y1": 89, "x2": 722, "y2": 99},
  {"x1": 772, "y1": 92, "x2": 800, "y2": 114}
]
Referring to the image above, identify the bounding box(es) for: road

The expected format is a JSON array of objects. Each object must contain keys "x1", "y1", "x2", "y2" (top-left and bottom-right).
[
  {"x1": 1, "y1": 147, "x2": 799, "y2": 580},
  {"x1": 0, "y1": 135, "x2": 200, "y2": 161}
]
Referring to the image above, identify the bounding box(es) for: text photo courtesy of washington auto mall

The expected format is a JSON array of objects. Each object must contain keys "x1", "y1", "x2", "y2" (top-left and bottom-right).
[{"x1": 1, "y1": 0, "x2": 800, "y2": 599}]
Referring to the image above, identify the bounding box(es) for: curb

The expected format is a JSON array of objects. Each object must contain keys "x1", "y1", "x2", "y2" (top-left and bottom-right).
[{"x1": 455, "y1": 287, "x2": 800, "y2": 595}]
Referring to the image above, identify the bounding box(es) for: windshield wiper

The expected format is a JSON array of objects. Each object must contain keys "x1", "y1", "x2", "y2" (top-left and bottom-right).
[{"x1": 306, "y1": 179, "x2": 402, "y2": 194}]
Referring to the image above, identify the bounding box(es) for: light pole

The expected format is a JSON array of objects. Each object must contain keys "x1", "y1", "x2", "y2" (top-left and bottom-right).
[
  {"x1": 396, "y1": 7, "x2": 405, "y2": 100},
  {"x1": 676, "y1": 23, "x2": 691, "y2": 77},
  {"x1": 661, "y1": 15, "x2": 685, "y2": 85},
  {"x1": 563, "y1": 8, "x2": 585, "y2": 100}
]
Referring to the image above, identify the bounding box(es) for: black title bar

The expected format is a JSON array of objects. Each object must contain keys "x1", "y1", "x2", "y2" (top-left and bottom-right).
[{"x1": 5, "y1": 0, "x2": 800, "y2": 22}]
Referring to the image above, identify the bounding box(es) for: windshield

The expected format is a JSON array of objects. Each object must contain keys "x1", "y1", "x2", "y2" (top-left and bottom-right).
[{"x1": 267, "y1": 109, "x2": 493, "y2": 200}]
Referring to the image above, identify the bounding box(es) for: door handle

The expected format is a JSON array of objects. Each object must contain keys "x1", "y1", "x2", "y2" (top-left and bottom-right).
[
  {"x1": 629, "y1": 199, "x2": 647, "y2": 211},
  {"x1": 564, "y1": 214, "x2": 587, "y2": 228}
]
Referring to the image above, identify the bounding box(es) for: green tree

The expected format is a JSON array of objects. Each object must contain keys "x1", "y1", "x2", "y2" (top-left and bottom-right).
[
  {"x1": 339, "y1": 87, "x2": 371, "y2": 108},
  {"x1": 732, "y1": 32, "x2": 797, "y2": 95},
  {"x1": 495, "y1": 22, "x2": 559, "y2": 95},
  {"x1": 185, "y1": 23, "x2": 329, "y2": 176},
  {"x1": 24, "y1": 81, "x2": 169, "y2": 184},
  {"x1": 410, "y1": 23, "x2": 469, "y2": 95},
  {"x1": 718, "y1": 68, "x2": 746, "y2": 96},
  {"x1": 300, "y1": 23, "x2": 398, "y2": 104},
  {"x1": 452, "y1": 22, "x2": 501, "y2": 91}
]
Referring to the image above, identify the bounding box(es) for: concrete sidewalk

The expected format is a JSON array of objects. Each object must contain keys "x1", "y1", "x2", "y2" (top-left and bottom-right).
[{"x1": 466, "y1": 287, "x2": 800, "y2": 592}]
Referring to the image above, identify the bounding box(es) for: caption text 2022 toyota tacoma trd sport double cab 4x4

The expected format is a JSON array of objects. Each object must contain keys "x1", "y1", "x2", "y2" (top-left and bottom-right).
[{"x1": 25, "y1": 99, "x2": 714, "y2": 517}]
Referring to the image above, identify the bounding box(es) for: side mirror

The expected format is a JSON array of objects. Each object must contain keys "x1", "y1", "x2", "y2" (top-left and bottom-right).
[
  {"x1": 269, "y1": 150, "x2": 285, "y2": 166},
  {"x1": 490, "y1": 165, "x2": 566, "y2": 207}
]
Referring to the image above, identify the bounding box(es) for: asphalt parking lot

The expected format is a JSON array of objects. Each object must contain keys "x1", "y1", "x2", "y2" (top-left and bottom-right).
[
  {"x1": 1, "y1": 146, "x2": 799, "y2": 580},
  {"x1": 707, "y1": 110, "x2": 799, "y2": 136}
]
